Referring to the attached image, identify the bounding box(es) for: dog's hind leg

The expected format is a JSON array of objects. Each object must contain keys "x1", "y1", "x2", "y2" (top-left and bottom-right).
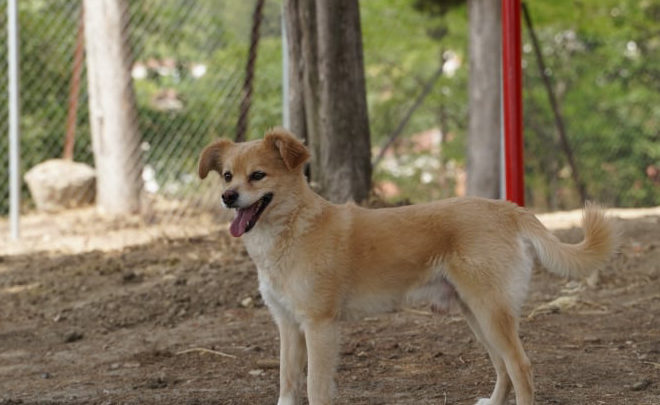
[
  {"x1": 466, "y1": 298, "x2": 534, "y2": 405},
  {"x1": 459, "y1": 301, "x2": 512, "y2": 405}
]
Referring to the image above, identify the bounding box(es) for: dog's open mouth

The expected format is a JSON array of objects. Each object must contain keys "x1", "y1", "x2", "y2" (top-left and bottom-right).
[{"x1": 229, "y1": 193, "x2": 273, "y2": 237}]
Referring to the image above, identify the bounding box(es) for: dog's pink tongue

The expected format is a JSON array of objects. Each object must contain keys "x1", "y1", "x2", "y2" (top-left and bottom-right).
[{"x1": 229, "y1": 205, "x2": 258, "y2": 237}]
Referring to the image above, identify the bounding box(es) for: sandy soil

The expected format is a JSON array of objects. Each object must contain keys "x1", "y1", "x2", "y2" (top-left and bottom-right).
[{"x1": 0, "y1": 208, "x2": 658, "y2": 404}]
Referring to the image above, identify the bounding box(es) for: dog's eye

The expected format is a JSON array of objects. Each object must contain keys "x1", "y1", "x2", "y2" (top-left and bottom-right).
[
  {"x1": 249, "y1": 171, "x2": 266, "y2": 181},
  {"x1": 223, "y1": 171, "x2": 232, "y2": 182}
]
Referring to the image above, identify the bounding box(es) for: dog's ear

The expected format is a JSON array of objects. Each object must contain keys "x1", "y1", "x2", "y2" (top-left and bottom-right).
[
  {"x1": 265, "y1": 129, "x2": 310, "y2": 171},
  {"x1": 198, "y1": 139, "x2": 232, "y2": 179}
]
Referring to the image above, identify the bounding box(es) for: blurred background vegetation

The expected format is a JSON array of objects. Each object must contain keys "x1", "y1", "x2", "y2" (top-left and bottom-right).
[{"x1": 1, "y1": 0, "x2": 658, "y2": 215}]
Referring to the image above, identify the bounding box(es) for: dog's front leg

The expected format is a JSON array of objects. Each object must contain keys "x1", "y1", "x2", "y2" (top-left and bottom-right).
[
  {"x1": 276, "y1": 316, "x2": 306, "y2": 405},
  {"x1": 304, "y1": 319, "x2": 339, "y2": 405}
]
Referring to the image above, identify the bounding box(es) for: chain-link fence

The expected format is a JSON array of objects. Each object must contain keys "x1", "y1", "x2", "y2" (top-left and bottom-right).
[
  {"x1": 1, "y1": 0, "x2": 284, "y2": 248},
  {"x1": 2, "y1": 1, "x2": 659, "y2": 251}
]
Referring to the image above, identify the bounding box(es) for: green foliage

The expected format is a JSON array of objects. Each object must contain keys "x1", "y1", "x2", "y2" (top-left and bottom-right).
[
  {"x1": 127, "y1": 0, "x2": 283, "y2": 194},
  {"x1": 362, "y1": 0, "x2": 468, "y2": 203},
  {"x1": 362, "y1": 0, "x2": 468, "y2": 143},
  {"x1": 522, "y1": 0, "x2": 660, "y2": 208},
  {"x1": 366, "y1": 0, "x2": 659, "y2": 208}
]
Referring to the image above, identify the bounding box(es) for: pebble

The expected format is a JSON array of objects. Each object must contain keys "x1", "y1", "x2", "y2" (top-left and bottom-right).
[
  {"x1": 147, "y1": 376, "x2": 168, "y2": 389},
  {"x1": 122, "y1": 271, "x2": 137, "y2": 283},
  {"x1": 631, "y1": 379, "x2": 651, "y2": 391},
  {"x1": 248, "y1": 369, "x2": 264, "y2": 376},
  {"x1": 64, "y1": 331, "x2": 83, "y2": 343}
]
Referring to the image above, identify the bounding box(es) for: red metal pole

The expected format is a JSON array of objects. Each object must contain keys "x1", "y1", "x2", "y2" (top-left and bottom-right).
[{"x1": 501, "y1": 0, "x2": 524, "y2": 206}]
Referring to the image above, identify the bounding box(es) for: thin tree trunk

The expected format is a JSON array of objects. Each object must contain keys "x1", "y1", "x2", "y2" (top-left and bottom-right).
[
  {"x1": 467, "y1": 0, "x2": 501, "y2": 199},
  {"x1": 297, "y1": 0, "x2": 323, "y2": 185},
  {"x1": 284, "y1": 0, "x2": 307, "y2": 144},
  {"x1": 84, "y1": 0, "x2": 142, "y2": 214},
  {"x1": 236, "y1": 0, "x2": 265, "y2": 142}
]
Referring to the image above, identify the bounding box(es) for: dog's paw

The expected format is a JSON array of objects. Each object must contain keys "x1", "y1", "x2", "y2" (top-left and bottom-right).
[
  {"x1": 474, "y1": 399, "x2": 492, "y2": 405},
  {"x1": 277, "y1": 396, "x2": 296, "y2": 405}
]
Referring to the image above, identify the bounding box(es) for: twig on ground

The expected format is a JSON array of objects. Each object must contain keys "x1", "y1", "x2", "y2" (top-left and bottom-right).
[
  {"x1": 403, "y1": 308, "x2": 434, "y2": 317},
  {"x1": 175, "y1": 347, "x2": 237, "y2": 359}
]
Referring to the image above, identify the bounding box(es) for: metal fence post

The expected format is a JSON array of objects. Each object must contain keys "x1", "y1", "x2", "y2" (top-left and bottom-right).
[
  {"x1": 8, "y1": 0, "x2": 21, "y2": 240},
  {"x1": 281, "y1": 5, "x2": 289, "y2": 130}
]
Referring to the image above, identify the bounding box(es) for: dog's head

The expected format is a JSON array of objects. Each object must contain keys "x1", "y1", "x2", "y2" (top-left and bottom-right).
[{"x1": 198, "y1": 128, "x2": 310, "y2": 237}]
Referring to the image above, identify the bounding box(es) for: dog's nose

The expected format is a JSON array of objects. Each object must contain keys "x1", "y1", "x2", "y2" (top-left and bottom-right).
[{"x1": 222, "y1": 190, "x2": 239, "y2": 207}]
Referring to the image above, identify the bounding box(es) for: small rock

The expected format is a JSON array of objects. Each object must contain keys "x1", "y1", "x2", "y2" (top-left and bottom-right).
[
  {"x1": 110, "y1": 363, "x2": 120, "y2": 370},
  {"x1": 240, "y1": 297, "x2": 254, "y2": 308},
  {"x1": 248, "y1": 369, "x2": 264, "y2": 377},
  {"x1": 583, "y1": 336, "x2": 601, "y2": 344},
  {"x1": 40, "y1": 372, "x2": 51, "y2": 379},
  {"x1": 64, "y1": 331, "x2": 84, "y2": 343},
  {"x1": 122, "y1": 271, "x2": 138, "y2": 283},
  {"x1": 631, "y1": 379, "x2": 651, "y2": 391},
  {"x1": 146, "y1": 377, "x2": 168, "y2": 389}
]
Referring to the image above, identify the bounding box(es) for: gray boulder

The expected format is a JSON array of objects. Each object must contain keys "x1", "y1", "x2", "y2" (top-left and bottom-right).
[{"x1": 24, "y1": 159, "x2": 96, "y2": 212}]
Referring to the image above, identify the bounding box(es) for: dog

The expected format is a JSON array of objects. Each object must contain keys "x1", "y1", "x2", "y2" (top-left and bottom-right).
[{"x1": 198, "y1": 129, "x2": 615, "y2": 405}]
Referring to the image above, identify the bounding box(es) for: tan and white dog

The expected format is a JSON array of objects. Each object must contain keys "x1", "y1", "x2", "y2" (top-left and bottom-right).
[{"x1": 198, "y1": 129, "x2": 615, "y2": 405}]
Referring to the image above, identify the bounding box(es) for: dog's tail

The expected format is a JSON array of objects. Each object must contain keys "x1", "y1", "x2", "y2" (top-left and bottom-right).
[{"x1": 517, "y1": 203, "x2": 617, "y2": 279}]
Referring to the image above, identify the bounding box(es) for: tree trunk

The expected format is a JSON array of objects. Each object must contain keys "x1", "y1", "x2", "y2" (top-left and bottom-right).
[
  {"x1": 84, "y1": 0, "x2": 142, "y2": 214},
  {"x1": 285, "y1": 0, "x2": 372, "y2": 203},
  {"x1": 466, "y1": 0, "x2": 501, "y2": 199},
  {"x1": 284, "y1": 0, "x2": 307, "y2": 144}
]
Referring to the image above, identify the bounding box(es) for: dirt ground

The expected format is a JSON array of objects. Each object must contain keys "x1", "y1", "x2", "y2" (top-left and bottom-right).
[{"x1": 1, "y1": 209, "x2": 659, "y2": 404}]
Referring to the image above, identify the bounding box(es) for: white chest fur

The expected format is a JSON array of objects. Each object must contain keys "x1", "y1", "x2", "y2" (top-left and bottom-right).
[{"x1": 243, "y1": 227, "x2": 304, "y2": 323}]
